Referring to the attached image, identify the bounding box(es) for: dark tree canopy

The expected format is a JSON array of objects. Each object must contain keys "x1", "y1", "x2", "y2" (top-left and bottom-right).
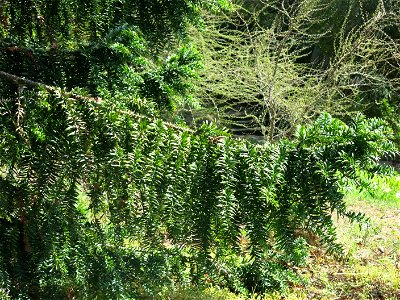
[
  {"x1": 0, "y1": 0, "x2": 230, "y2": 110},
  {"x1": 1, "y1": 0, "x2": 230, "y2": 45}
]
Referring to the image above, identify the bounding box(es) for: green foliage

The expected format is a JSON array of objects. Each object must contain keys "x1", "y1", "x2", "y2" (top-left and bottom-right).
[
  {"x1": 0, "y1": 0, "x2": 231, "y2": 112},
  {"x1": 0, "y1": 0, "x2": 399, "y2": 298},
  {"x1": 277, "y1": 114, "x2": 396, "y2": 253},
  {"x1": 0, "y1": 81, "x2": 396, "y2": 298},
  {"x1": 0, "y1": 0, "x2": 231, "y2": 45},
  {"x1": 0, "y1": 27, "x2": 202, "y2": 111},
  {"x1": 376, "y1": 98, "x2": 400, "y2": 146}
]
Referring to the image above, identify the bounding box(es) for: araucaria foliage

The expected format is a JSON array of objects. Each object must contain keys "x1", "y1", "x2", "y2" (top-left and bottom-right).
[
  {"x1": 0, "y1": 86, "x2": 396, "y2": 297},
  {"x1": 0, "y1": 0, "x2": 398, "y2": 299}
]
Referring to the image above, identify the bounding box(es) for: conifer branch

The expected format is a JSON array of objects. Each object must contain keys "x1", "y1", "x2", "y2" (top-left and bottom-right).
[{"x1": 0, "y1": 70, "x2": 195, "y2": 134}]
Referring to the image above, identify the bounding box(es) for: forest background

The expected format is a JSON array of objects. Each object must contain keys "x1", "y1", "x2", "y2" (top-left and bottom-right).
[{"x1": 0, "y1": 0, "x2": 399, "y2": 299}]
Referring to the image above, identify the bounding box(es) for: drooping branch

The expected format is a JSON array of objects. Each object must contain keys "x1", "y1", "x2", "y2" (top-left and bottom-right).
[
  {"x1": 0, "y1": 70, "x2": 56, "y2": 92},
  {"x1": 0, "y1": 70, "x2": 195, "y2": 134}
]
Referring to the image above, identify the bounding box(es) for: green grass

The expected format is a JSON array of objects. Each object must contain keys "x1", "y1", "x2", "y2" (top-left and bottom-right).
[
  {"x1": 345, "y1": 173, "x2": 400, "y2": 208},
  {"x1": 158, "y1": 287, "x2": 310, "y2": 300}
]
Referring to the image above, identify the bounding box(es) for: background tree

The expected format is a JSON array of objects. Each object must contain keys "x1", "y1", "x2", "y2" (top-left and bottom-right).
[
  {"x1": 192, "y1": 1, "x2": 325, "y2": 141},
  {"x1": 192, "y1": 0, "x2": 400, "y2": 141}
]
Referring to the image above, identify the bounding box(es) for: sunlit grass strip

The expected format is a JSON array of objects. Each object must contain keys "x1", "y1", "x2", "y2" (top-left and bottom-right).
[{"x1": 346, "y1": 174, "x2": 400, "y2": 208}]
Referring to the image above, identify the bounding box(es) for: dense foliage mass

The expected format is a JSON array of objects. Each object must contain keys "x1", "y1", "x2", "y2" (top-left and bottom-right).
[
  {"x1": 0, "y1": 86, "x2": 396, "y2": 298},
  {"x1": 0, "y1": 0, "x2": 398, "y2": 299},
  {"x1": 0, "y1": 0, "x2": 229, "y2": 111}
]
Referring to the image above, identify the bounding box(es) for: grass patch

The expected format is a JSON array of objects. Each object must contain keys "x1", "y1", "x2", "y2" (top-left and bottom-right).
[
  {"x1": 302, "y1": 202, "x2": 400, "y2": 299},
  {"x1": 345, "y1": 173, "x2": 400, "y2": 208},
  {"x1": 159, "y1": 287, "x2": 309, "y2": 300},
  {"x1": 282, "y1": 174, "x2": 400, "y2": 299}
]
